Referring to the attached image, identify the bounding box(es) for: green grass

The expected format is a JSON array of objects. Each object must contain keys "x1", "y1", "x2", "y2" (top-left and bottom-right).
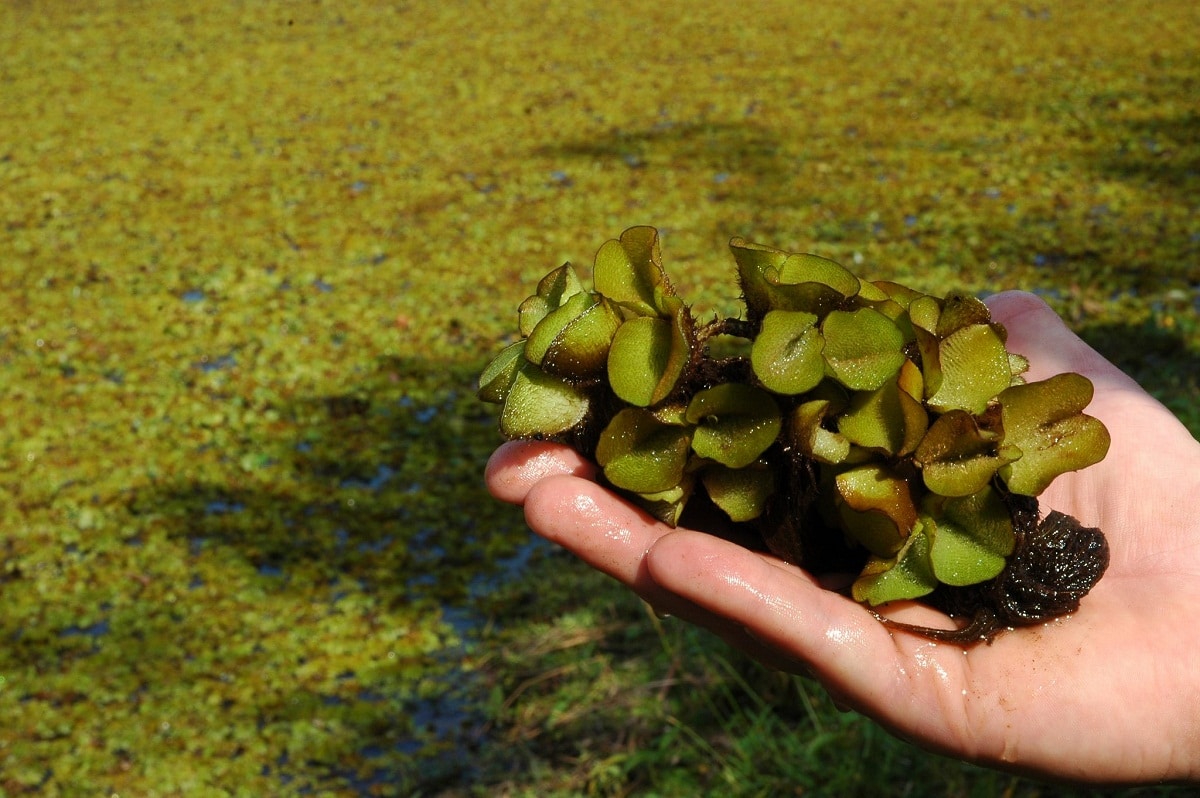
[
  {"x1": 460, "y1": 548, "x2": 1193, "y2": 798},
  {"x1": 1, "y1": 0, "x2": 1197, "y2": 795}
]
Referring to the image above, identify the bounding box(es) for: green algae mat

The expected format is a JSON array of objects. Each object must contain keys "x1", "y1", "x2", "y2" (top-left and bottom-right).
[{"x1": 1, "y1": 1, "x2": 1197, "y2": 794}]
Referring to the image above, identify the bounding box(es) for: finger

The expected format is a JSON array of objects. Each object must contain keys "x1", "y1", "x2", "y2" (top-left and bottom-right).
[
  {"x1": 642, "y1": 586, "x2": 823, "y2": 675},
  {"x1": 985, "y1": 292, "x2": 1199, "y2": 535},
  {"x1": 644, "y1": 530, "x2": 911, "y2": 702},
  {"x1": 984, "y1": 291, "x2": 1141, "y2": 392},
  {"x1": 520, "y1": 475, "x2": 815, "y2": 670},
  {"x1": 485, "y1": 440, "x2": 597, "y2": 505},
  {"x1": 523, "y1": 473, "x2": 671, "y2": 588}
]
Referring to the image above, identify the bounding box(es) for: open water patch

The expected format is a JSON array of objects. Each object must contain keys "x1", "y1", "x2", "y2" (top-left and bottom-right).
[{"x1": 390, "y1": 534, "x2": 551, "y2": 787}]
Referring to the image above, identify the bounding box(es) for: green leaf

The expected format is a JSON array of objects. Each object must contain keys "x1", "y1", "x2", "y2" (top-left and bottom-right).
[
  {"x1": 702, "y1": 463, "x2": 776, "y2": 522},
  {"x1": 872, "y1": 280, "x2": 925, "y2": 309},
  {"x1": 728, "y1": 237, "x2": 792, "y2": 321},
  {"x1": 835, "y1": 464, "x2": 919, "y2": 557},
  {"x1": 518, "y1": 263, "x2": 585, "y2": 337},
  {"x1": 915, "y1": 410, "x2": 1018, "y2": 496},
  {"x1": 768, "y1": 255, "x2": 864, "y2": 316},
  {"x1": 1008, "y1": 351, "x2": 1031, "y2": 385},
  {"x1": 897, "y1": 357, "x2": 924, "y2": 400},
  {"x1": 524, "y1": 291, "x2": 593, "y2": 365},
  {"x1": 633, "y1": 480, "x2": 694, "y2": 527},
  {"x1": 851, "y1": 522, "x2": 938, "y2": 606},
  {"x1": 907, "y1": 294, "x2": 942, "y2": 333},
  {"x1": 775, "y1": 252, "x2": 861, "y2": 297},
  {"x1": 596, "y1": 408, "x2": 692, "y2": 493},
  {"x1": 539, "y1": 295, "x2": 624, "y2": 378},
  {"x1": 926, "y1": 487, "x2": 1015, "y2": 586},
  {"x1": 477, "y1": 340, "x2": 528, "y2": 403},
  {"x1": 607, "y1": 313, "x2": 690, "y2": 406},
  {"x1": 821, "y1": 308, "x2": 906, "y2": 390},
  {"x1": 925, "y1": 323, "x2": 1012, "y2": 414},
  {"x1": 687, "y1": 383, "x2": 782, "y2": 468},
  {"x1": 749, "y1": 310, "x2": 825, "y2": 395},
  {"x1": 935, "y1": 292, "x2": 993, "y2": 338},
  {"x1": 926, "y1": 514, "x2": 1008, "y2": 587},
  {"x1": 853, "y1": 280, "x2": 890, "y2": 304},
  {"x1": 728, "y1": 240, "x2": 858, "y2": 318},
  {"x1": 837, "y1": 372, "x2": 929, "y2": 456},
  {"x1": 997, "y1": 373, "x2": 1111, "y2": 495},
  {"x1": 593, "y1": 226, "x2": 674, "y2": 317},
  {"x1": 499, "y1": 364, "x2": 590, "y2": 438},
  {"x1": 789, "y1": 399, "x2": 851, "y2": 464},
  {"x1": 909, "y1": 295, "x2": 944, "y2": 397}
]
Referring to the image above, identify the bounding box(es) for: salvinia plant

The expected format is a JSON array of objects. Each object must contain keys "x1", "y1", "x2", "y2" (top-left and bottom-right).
[{"x1": 479, "y1": 227, "x2": 1112, "y2": 644}]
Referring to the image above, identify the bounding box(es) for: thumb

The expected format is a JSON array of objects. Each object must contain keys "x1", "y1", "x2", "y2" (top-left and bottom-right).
[{"x1": 984, "y1": 290, "x2": 1141, "y2": 393}]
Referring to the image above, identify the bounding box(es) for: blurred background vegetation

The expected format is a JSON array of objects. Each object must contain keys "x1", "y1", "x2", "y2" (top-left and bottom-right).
[{"x1": 1, "y1": 0, "x2": 1196, "y2": 795}]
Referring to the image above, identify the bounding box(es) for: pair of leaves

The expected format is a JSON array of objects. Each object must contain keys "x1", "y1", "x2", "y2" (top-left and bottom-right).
[
  {"x1": 915, "y1": 409, "x2": 1019, "y2": 496},
  {"x1": 751, "y1": 308, "x2": 906, "y2": 395},
  {"x1": 596, "y1": 384, "x2": 781, "y2": 521},
  {"x1": 607, "y1": 302, "x2": 694, "y2": 406},
  {"x1": 478, "y1": 344, "x2": 591, "y2": 438},
  {"x1": 913, "y1": 374, "x2": 1110, "y2": 498},
  {"x1": 478, "y1": 263, "x2": 608, "y2": 438},
  {"x1": 852, "y1": 487, "x2": 1016, "y2": 605},
  {"x1": 594, "y1": 227, "x2": 697, "y2": 407},
  {"x1": 730, "y1": 238, "x2": 860, "y2": 322},
  {"x1": 909, "y1": 294, "x2": 1017, "y2": 415},
  {"x1": 524, "y1": 287, "x2": 624, "y2": 379},
  {"x1": 838, "y1": 361, "x2": 928, "y2": 456},
  {"x1": 778, "y1": 359, "x2": 926, "y2": 466},
  {"x1": 524, "y1": 227, "x2": 674, "y2": 332},
  {"x1": 594, "y1": 226, "x2": 676, "y2": 318},
  {"x1": 997, "y1": 373, "x2": 1111, "y2": 495}
]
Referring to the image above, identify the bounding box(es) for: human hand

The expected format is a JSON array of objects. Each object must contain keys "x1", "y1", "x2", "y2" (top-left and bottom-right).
[{"x1": 485, "y1": 291, "x2": 1200, "y2": 784}]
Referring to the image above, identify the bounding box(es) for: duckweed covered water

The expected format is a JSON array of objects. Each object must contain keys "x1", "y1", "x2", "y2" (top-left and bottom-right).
[{"x1": 1, "y1": 0, "x2": 1197, "y2": 794}]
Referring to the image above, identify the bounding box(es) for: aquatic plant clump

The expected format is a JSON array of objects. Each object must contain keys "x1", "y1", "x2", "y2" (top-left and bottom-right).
[{"x1": 479, "y1": 227, "x2": 1112, "y2": 643}]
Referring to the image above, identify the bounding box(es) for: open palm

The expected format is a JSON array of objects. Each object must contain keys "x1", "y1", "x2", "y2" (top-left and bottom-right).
[{"x1": 485, "y1": 291, "x2": 1200, "y2": 784}]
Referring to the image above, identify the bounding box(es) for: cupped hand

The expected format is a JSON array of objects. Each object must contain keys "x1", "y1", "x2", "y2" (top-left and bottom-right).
[{"x1": 485, "y1": 291, "x2": 1200, "y2": 785}]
